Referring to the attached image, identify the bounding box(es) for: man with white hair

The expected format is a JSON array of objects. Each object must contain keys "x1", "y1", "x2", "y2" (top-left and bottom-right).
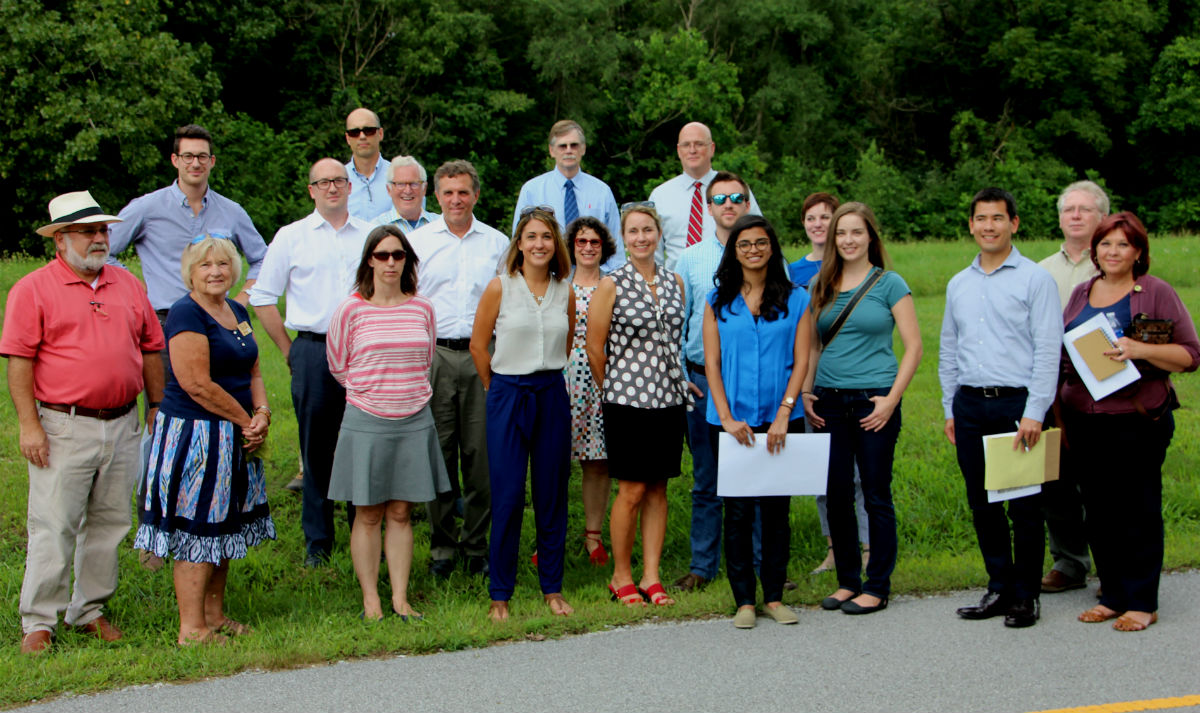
[
  {"x1": 1037, "y1": 180, "x2": 1109, "y2": 594},
  {"x1": 371, "y1": 155, "x2": 440, "y2": 233},
  {"x1": 2, "y1": 191, "x2": 165, "y2": 654}
]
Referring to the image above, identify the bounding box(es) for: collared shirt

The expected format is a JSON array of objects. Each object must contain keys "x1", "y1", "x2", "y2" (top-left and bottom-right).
[
  {"x1": 247, "y1": 211, "x2": 372, "y2": 333},
  {"x1": 705, "y1": 285, "x2": 809, "y2": 428},
  {"x1": 0, "y1": 255, "x2": 165, "y2": 409},
  {"x1": 407, "y1": 216, "x2": 509, "y2": 339},
  {"x1": 346, "y1": 155, "x2": 391, "y2": 221},
  {"x1": 107, "y1": 181, "x2": 269, "y2": 310},
  {"x1": 511, "y1": 168, "x2": 625, "y2": 272},
  {"x1": 1038, "y1": 244, "x2": 1098, "y2": 308},
  {"x1": 371, "y1": 206, "x2": 440, "y2": 234},
  {"x1": 938, "y1": 245, "x2": 1063, "y2": 421},
  {"x1": 675, "y1": 234, "x2": 725, "y2": 365},
  {"x1": 646, "y1": 169, "x2": 761, "y2": 272}
]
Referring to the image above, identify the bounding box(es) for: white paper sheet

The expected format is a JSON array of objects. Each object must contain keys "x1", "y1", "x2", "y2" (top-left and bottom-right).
[
  {"x1": 1063, "y1": 313, "x2": 1140, "y2": 400},
  {"x1": 987, "y1": 483, "x2": 1041, "y2": 503},
  {"x1": 716, "y1": 432, "x2": 829, "y2": 497}
]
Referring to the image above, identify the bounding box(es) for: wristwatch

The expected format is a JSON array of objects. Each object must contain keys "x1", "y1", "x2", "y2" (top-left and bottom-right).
[{"x1": 781, "y1": 396, "x2": 796, "y2": 409}]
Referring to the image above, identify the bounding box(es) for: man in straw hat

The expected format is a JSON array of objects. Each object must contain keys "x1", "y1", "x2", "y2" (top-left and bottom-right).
[{"x1": 1, "y1": 191, "x2": 165, "y2": 655}]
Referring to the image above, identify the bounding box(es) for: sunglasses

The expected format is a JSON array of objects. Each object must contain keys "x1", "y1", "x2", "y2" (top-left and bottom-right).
[
  {"x1": 520, "y1": 205, "x2": 556, "y2": 218},
  {"x1": 371, "y1": 249, "x2": 406, "y2": 262},
  {"x1": 709, "y1": 193, "x2": 746, "y2": 206},
  {"x1": 620, "y1": 200, "x2": 656, "y2": 213},
  {"x1": 345, "y1": 127, "x2": 380, "y2": 138},
  {"x1": 574, "y1": 237, "x2": 602, "y2": 248},
  {"x1": 191, "y1": 231, "x2": 232, "y2": 244}
]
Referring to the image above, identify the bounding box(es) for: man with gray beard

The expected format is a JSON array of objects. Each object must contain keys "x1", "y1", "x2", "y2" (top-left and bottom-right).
[{"x1": 1, "y1": 191, "x2": 165, "y2": 654}]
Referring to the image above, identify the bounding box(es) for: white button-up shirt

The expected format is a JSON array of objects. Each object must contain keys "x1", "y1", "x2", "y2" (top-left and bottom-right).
[
  {"x1": 247, "y1": 211, "x2": 372, "y2": 334},
  {"x1": 407, "y1": 216, "x2": 510, "y2": 339}
]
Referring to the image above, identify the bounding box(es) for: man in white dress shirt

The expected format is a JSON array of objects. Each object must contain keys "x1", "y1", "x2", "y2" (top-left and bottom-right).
[
  {"x1": 647, "y1": 122, "x2": 760, "y2": 271},
  {"x1": 407, "y1": 160, "x2": 509, "y2": 578},
  {"x1": 249, "y1": 158, "x2": 372, "y2": 567},
  {"x1": 511, "y1": 120, "x2": 624, "y2": 271},
  {"x1": 371, "y1": 155, "x2": 440, "y2": 233}
]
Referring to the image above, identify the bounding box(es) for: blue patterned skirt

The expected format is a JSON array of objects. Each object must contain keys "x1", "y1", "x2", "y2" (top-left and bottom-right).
[{"x1": 134, "y1": 411, "x2": 276, "y2": 563}]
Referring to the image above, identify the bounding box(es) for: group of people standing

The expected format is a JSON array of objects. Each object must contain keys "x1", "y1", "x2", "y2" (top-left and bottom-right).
[{"x1": 6, "y1": 111, "x2": 1196, "y2": 654}]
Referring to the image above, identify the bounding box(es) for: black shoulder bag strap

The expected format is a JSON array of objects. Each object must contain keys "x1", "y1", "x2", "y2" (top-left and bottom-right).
[{"x1": 820, "y1": 267, "x2": 884, "y2": 348}]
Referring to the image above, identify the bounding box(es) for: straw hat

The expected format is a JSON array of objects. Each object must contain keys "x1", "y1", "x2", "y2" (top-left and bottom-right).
[{"x1": 36, "y1": 191, "x2": 122, "y2": 237}]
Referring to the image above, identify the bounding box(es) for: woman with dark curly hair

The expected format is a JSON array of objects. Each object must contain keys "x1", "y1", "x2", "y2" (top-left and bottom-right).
[{"x1": 703, "y1": 215, "x2": 812, "y2": 628}]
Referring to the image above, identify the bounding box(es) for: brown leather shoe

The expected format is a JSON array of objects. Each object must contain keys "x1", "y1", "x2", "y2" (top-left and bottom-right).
[
  {"x1": 1041, "y1": 570, "x2": 1086, "y2": 593},
  {"x1": 75, "y1": 616, "x2": 123, "y2": 642},
  {"x1": 671, "y1": 572, "x2": 708, "y2": 592},
  {"x1": 20, "y1": 630, "x2": 52, "y2": 655}
]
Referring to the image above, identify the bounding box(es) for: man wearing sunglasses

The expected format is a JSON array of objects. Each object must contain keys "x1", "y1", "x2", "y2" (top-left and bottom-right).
[
  {"x1": 250, "y1": 159, "x2": 373, "y2": 568},
  {"x1": 647, "y1": 122, "x2": 762, "y2": 271},
  {"x1": 344, "y1": 108, "x2": 390, "y2": 221},
  {"x1": 511, "y1": 120, "x2": 624, "y2": 272},
  {"x1": 108, "y1": 124, "x2": 268, "y2": 313},
  {"x1": 671, "y1": 171, "x2": 753, "y2": 593}
]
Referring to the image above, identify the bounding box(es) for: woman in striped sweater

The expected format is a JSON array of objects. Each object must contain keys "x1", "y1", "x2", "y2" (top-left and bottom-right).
[{"x1": 327, "y1": 225, "x2": 451, "y2": 621}]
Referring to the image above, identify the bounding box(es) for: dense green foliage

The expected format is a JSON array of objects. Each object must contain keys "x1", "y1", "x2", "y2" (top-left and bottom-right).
[{"x1": 2, "y1": 0, "x2": 1199, "y2": 254}]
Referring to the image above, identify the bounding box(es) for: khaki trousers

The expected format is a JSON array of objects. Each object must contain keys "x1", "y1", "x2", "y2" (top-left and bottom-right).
[{"x1": 20, "y1": 406, "x2": 140, "y2": 634}]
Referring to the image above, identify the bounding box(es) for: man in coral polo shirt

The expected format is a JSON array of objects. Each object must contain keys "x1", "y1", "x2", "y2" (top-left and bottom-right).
[{"x1": 1, "y1": 191, "x2": 165, "y2": 655}]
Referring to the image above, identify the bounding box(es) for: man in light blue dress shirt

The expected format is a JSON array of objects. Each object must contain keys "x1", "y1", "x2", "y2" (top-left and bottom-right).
[
  {"x1": 511, "y1": 120, "x2": 624, "y2": 272},
  {"x1": 940, "y1": 187, "x2": 1062, "y2": 629},
  {"x1": 344, "y1": 108, "x2": 390, "y2": 221},
  {"x1": 671, "y1": 171, "x2": 752, "y2": 592},
  {"x1": 371, "y1": 156, "x2": 440, "y2": 233},
  {"x1": 108, "y1": 124, "x2": 268, "y2": 312},
  {"x1": 647, "y1": 122, "x2": 760, "y2": 272}
]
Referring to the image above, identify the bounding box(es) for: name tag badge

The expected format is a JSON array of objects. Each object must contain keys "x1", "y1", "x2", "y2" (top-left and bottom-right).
[{"x1": 237, "y1": 321, "x2": 253, "y2": 336}]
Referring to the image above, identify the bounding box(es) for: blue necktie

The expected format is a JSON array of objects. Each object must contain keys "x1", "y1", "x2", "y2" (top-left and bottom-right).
[{"x1": 564, "y1": 179, "x2": 579, "y2": 227}]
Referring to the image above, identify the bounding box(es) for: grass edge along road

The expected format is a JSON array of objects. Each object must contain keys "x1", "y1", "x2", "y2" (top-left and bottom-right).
[{"x1": 0, "y1": 236, "x2": 1199, "y2": 706}]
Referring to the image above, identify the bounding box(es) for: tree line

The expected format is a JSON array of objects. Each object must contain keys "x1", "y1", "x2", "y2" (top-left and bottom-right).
[{"x1": 2, "y1": 0, "x2": 1198, "y2": 256}]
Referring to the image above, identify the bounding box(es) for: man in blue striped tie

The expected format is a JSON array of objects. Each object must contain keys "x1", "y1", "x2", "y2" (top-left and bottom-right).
[{"x1": 511, "y1": 120, "x2": 624, "y2": 272}]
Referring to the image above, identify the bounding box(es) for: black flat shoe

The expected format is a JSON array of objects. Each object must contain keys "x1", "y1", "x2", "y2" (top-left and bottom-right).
[
  {"x1": 821, "y1": 593, "x2": 856, "y2": 610},
  {"x1": 841, "y1": 597, "x2": 888, "y2": 615},
  {"x1": 956, "y1": 590, "x2": 1011, "y2": 620},
  {"x1": 1003, "y1": 598, "x2": 1040, "y2": 628}
]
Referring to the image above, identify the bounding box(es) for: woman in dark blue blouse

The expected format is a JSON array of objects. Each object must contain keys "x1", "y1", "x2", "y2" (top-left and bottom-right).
[{"x1": 703, "y1": 215, "x2": 812, "y2": 629}]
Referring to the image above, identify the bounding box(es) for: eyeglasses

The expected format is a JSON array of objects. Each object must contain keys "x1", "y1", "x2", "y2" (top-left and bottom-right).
[
  {"x1": 677, "y1": 141, "x2": 711, "y2": 150},
  {"x1": 177, "y1": 152, "x2": 213, "y2": 164},
  {"x1": 553, "y1": 142, "x2": 582, "y2": 151},
  {"x1": 710, "y1": 193, "x2": 746, "y2": 206},
  {"x1": 59, "y1": 225, "x2": 109, "y2": 238},
  {"x1": 309, "y1": 177, "x2": 350, "y2": 191},
  {"x1": 735, "y1": 238, "x2": 770, "y2": 252},
  {"x1": 388, "y1": 181, "x2": 423, "y2": 190},
  {"x1": 371, "y1": 249, "x2": 406, "y2": 262},
  {"x1": 345, "y1": 127, "x2": 380, "y2": 138},
  {"x1": 520, "y1": 205, "x2": 556, "y2": 218},
  {"x1": 620, "y1": 201, "x2": 656, "y2": 214},
  {"x1": 574, "y1": 237, "x2": 602, "y2": 248},
  {"x1": 191, "y1": 231, "x2": 231, "y2": 244}
]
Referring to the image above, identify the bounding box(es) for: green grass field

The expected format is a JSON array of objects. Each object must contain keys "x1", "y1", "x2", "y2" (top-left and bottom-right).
[{"x1": 1, "y1": 236, "x2": 1198, "y2": 706}]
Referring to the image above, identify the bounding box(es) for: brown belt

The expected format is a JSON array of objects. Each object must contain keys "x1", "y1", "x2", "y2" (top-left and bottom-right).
[{"x1": 39, "y1": 401, "x2": 137, "y2": 420}]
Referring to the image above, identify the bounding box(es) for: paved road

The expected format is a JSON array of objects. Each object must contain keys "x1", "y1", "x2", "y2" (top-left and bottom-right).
[{"x1": 17, "y1": 571, "x2": 1200, "y2": 713}]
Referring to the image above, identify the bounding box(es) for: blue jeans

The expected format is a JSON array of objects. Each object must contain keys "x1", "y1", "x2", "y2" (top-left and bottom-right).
[
  {"x1": 813, "y1": 386, "x2": 900, "y2": 598},
  {"x1": 952, "y1": 388, "x2": 1045, "y2": 600},
  {"x1": 684, "y1": 368, "x2": 722, "y2": 580}
]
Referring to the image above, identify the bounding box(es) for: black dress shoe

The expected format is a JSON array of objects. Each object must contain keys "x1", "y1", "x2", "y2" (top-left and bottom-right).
[
  {"x1": 956, "y1": 591, "x2": 1011, "y2": 620},
  {"x1": 304, "y1": 552, "x2": 330, "y2": 568},
  {"x1": 430, "y1": 557, "x2": 455, "y2": 579},
  {"x1": 841, "y1": 597, "x2": 889, "y2": 615},
  {"x1": 1004, "y1": 598, "x2": 1040, "y2": 628},
  {"x1": 466, "y1": 555, "x2": 489, "y2": 576}
]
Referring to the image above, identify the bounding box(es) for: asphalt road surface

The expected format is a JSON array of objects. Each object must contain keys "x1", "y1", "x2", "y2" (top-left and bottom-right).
[{"x1": 17, "y1": 571, "x2": 1200, "y2": 713}]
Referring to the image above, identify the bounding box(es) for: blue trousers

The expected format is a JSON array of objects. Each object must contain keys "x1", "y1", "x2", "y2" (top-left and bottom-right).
[
  {"x1": 684, "y1": 367, "x2": 722, "y2": 579},
  {"x1": 952, "y1": 388, "x2": 1045, "y2": 600},
  {"x1": 290, "y1": 334, "x2": 346, "y2": 557},
  {"x1": 813, "y1": 386, "x2": 900, "y2": 599},
  {"x1": 486, "y1": 371, "x2": 571, "y2": 601}
]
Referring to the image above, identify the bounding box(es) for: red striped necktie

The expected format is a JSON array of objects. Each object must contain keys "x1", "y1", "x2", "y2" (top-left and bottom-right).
[{"x1": 686, "y1": 181, "x2": 704, "y2": 246}]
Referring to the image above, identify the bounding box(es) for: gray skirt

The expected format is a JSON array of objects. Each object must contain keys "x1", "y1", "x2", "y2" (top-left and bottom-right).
[{"x1": 328, "y1": 403, "x2": 451, "y2": 506}]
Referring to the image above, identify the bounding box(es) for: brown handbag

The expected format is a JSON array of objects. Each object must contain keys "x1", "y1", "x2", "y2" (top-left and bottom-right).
[{"x1": 1127, "y1": 313, "x2": 1173, "y2": 344}]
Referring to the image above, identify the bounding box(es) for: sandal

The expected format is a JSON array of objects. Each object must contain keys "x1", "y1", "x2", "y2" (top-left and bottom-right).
[
  {"x1": 212, "y1": 618, "x2": 253, "y2": 636},
  {"x1": 811, "y1": 545, "x2": 834, "y2": 575},
  {"x1": 639, "y1": 582, "x2": 674, "y2": 606},
  {"x1": 178, "y1": 630, "x2": 229, "y2": 648},
  {"x1": 584, "y1": 529, "x2": 609, "y2": 566},
  {"x1": 545, "y1": 593, "x2": 574, "y2": 616},
  {"x1": 1112, "y1": 612, "x2": 1157, "y2": 632},
  {"x1": 488, "y1": 600, "x2": 510, "y2": 622},
  {"x1": 1077, "y1": 605, "x2": 1122, "y2": 623},
  {"x1": 608, "y1": 582, "x2": 645, "y2": 607}
]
